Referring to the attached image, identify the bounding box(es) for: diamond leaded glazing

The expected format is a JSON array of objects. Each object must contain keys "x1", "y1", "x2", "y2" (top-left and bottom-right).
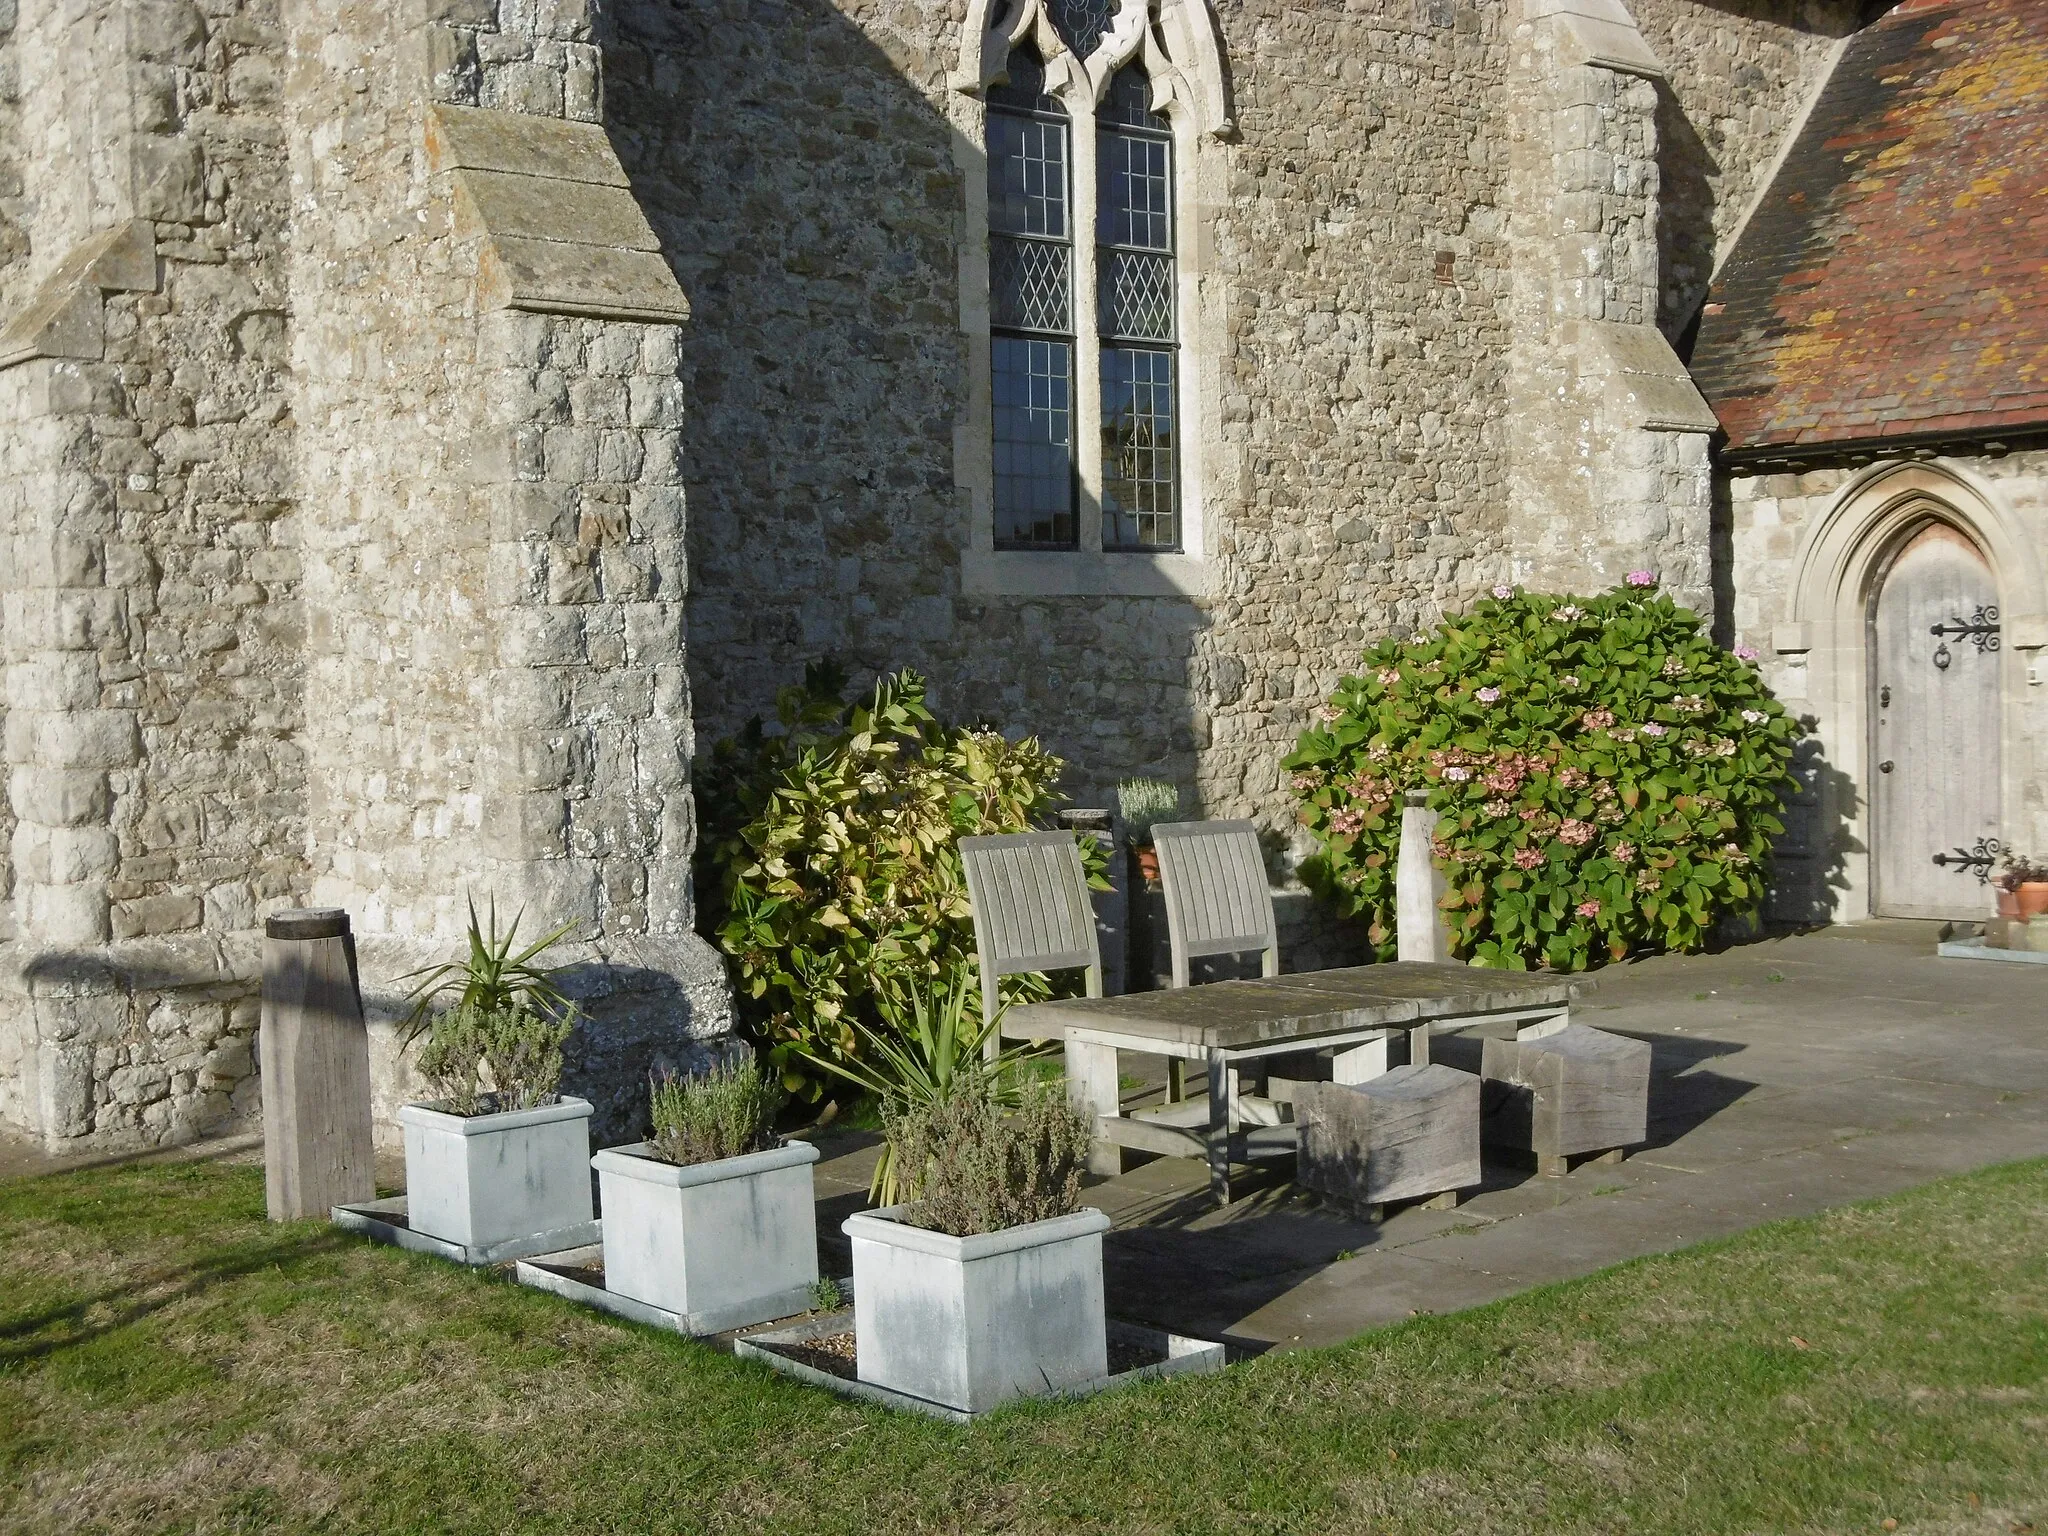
[
  {"x1": 991, "y1": 236, "x2": 1072, "y2": 333},
  {"x1": 1100, "y1": 249, "x2": 1173, "y2": 341},
  {"x1": 1046, "y1": 0, "x2": 1118, "y2": 58}
]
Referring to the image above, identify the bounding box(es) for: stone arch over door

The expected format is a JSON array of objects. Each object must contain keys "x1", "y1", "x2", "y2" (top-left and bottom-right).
[{"x1": 1782, "y1": 463, "x2": 2046, "y2": 922}]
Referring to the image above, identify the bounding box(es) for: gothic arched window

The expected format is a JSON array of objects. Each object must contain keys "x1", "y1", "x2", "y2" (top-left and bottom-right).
[{"x1": 960, "y1": 0, "x2": 1229, "y2": 593}]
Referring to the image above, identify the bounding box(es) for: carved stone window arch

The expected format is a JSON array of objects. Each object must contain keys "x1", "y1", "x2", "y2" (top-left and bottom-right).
[{"x1": 953, "y1": 0, "x2": 1234, "y2": 598}]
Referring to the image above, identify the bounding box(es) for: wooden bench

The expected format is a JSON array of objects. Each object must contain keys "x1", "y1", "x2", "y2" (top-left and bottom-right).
[{"x1": 1480, "y1": 1022, "x2": 1649, "y2": 1176}]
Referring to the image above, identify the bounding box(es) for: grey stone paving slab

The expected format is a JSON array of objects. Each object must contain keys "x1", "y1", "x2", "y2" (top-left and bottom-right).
[{"x1": 9, "y1": 920, "x2": 2040, "y2": 1359}]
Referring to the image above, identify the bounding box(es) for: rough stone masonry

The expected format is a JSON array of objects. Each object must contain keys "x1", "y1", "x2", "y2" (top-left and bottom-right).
[{"x1": 0, "y1": 0, "x2": 1866, "y2": 1153}]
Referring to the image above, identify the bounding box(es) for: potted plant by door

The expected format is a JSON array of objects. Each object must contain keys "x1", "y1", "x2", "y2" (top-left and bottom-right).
[
  {"x1": 396, "y1": 899, "x2": 595, "y2": 1260},
  {"x1": 1116, "y1": 777, "x2": 1181, "y2": 888},
  {"x1": 591, "y1": 1055, "x2": 821, "y2": 1332},
  {"x1": 1995, "y1": 854, "x2": 2048, "y2": 920}
]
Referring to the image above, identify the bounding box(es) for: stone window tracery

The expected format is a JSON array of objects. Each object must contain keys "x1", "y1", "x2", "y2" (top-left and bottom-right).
[{"x1": 957, "y1": 0, "x2": 1232, "y2": 591}]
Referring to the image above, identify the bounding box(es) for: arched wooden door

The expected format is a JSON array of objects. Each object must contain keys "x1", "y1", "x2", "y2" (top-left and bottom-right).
[{"x1": 1870, "y1": 523, "x2": 2001, "y2": 918}]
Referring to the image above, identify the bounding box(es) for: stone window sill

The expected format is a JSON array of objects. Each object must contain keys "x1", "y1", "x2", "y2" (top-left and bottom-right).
[{"x1": 960, "y1": 549, "x2": 1211, "y2": 598}]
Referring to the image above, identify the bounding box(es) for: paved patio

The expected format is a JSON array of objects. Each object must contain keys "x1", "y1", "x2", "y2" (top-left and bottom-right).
[
  {"x1": 5, "y1": 920, "x2": 2041, "y2": 1356},
  {"x1": 806, "y1": 919, "x2": 2048, "y2": 1351}
]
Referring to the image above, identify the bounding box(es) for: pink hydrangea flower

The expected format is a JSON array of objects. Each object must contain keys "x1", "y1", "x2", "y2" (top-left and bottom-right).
[
  {"x1": 1291, "y1": 773, "x2": 1320, "y2": 792},
  {"x1": 1580, "y1": 708, "x2": 1616, "y2": 731},
  {"x1": 1329, "y1": 808, "x2": 1366, "y2": 837},
  {"x1": 1317, "y1": 704, "x2": 1343, "y2": 723},
  {"x1": 1641, "y1": 722, "x2": 1668, "y2": 737},
  {"x1": 1476, "y1": 686, "x2": 1501, "y2": 703},
  {"x1": 1442, "y1": 765, "x2": 1473, "y2": 783},
  {"x1": 1554, "y1": 606, "x2": 1585, "y2": 623},
  {"x1": 1625, "y1": 570, "x2": 1658, "y2": 588},
  {"x1": 1611, "y1": 841, "x2": 1636, "y2": 863},
  {"x1": 1512, "y1": 847, "x2": 1545, "y2": 870},
  {"x1": 1733, "y1": 645, "x2": 1759, "y2": 661},
  {"x1": 1483, "y1": 798, "x2": 1512, "y2": 817},
  {"x1": 1559, "y1": 673, "x2": 1581, "y2": 689},
  {"x1": 1741, "y1": 708, "x2": 1767, "y2": 725},
  {"x1": 1575, "y1": 900, "x2": 1601, "y2": 918},
  {"x1": 1611, "y1": 727, "x2": 1637, "y2": 742},
  {"x1": 1557, "y1": 819, "x2": 1596, "y2": 846},
  {"x1": 1376, "y1": 667, "x2": 1402, "y2": 686},
  {"x1": 1492, "y1": 584, "x2": 1514, "y2": 600}
]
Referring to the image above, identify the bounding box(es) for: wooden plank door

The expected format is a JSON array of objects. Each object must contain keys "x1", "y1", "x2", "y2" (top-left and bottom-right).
[{"x1": 1871, "y1": 523, "x2": 2001, "y2": 918}]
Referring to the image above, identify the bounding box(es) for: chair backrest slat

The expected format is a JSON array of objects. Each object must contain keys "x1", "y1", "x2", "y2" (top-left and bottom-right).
[
  {"x1": 959, "y1": 831, "x2": 1103, "y2": 1032},
  {"x1": 1153, "y1": 819, "x2": 1279, "y2": 988}
]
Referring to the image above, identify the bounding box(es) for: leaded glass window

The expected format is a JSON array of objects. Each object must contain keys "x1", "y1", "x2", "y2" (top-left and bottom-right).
[
  {"x1": 1097, "y1": 66, "x2": 1180, "y2": 551},
  {"x1": 1045, "y1": 0, "x2": 1117, "y2": 59},
  {"x1": 988, "y1": 49, "x2": 1076, "y2": 549}
]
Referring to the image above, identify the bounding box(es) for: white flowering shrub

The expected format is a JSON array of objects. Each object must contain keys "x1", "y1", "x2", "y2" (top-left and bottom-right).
[{"x1": 1285, "y1": 576, "x2": 1798, "y2": 969}]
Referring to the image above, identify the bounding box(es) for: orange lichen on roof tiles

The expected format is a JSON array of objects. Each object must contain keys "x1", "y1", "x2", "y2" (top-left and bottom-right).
[{"x1": 1689, "y1": 0, "x2": 2048, "y2": 453}]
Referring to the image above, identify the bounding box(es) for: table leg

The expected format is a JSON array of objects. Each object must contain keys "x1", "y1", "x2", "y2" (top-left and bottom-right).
[
  {"x1": 1167, "y1": 1058, "x2": 1186, "y2": 1104},
  {"x1": 1332, "y1": 1034, "x2": 1390, "y2": 1085},
  {"x1": 1065, "y1": 1038, "x2": 1123, "y2": 1177},
  {"x1": 1517, "y1": 1009, "x2": 1571, "y2": 1041},
  {"x1": 1206, "y1": 1050, "x2": 1238, "y2": 1206},
  {"x1": 1407, "y1": 1024, "x2": 1432, "y2": 1068}
]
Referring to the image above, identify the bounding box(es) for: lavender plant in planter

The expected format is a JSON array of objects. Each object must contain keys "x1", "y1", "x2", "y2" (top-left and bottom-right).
[
  {"x1": 844, "y1": 1084, "x2": 1105, "y2": 1415},
  {"x1": 394, "y1": 900, "x2": 595, "y2": 1259},
  {"x1": 592, "y1": 1056, "x2": 820, "y2": 1332}
]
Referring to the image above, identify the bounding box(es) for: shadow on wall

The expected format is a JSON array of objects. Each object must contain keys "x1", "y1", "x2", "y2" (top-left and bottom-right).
[
  {"x1": 1655, "y1": 76, "x2": 1717, "y2": 342},
  {"x1": 1767, "y1": 728, "x2": 1857, "y2": 926},
  {"x1": 603, "y1": 0, "x2": 1214, "y2": 810}
]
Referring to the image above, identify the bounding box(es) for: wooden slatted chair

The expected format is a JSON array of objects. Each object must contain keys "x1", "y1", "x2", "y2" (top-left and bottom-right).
[
  {"x1": 958, "y1": 831, "x2": 1102, "y2": 1057},
  {"x1": 1151, "y1": 818, "x2": 1280, "y2": 989},
  {"x1": 1151, "y1": 818, "x2": 1277, "y2": 1104}
]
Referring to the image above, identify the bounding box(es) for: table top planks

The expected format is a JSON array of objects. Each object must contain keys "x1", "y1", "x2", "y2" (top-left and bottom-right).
[{"x1": 1007, "y1": 961, "x2": 1585, "y2": 1052}]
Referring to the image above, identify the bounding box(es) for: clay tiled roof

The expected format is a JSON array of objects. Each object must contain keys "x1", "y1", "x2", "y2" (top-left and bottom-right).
[{"x1": 1689, "y1": 0, "x2": 2048, "y2": 455}]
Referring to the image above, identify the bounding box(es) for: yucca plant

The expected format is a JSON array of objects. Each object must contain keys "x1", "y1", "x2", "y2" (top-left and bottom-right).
[
  {"x1": 397, "y1": 895, "x2": 579, "y2": 1041},
  {"x1": 794, "y1": 966, "x2": 1038, "y2": 1204},
  {"x1": 397, "y1": 896, "x2": 582, "y2": 1114}
]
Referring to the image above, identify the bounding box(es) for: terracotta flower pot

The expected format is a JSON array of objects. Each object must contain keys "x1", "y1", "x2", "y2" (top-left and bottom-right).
[
  {"x1": 1134, "y1": 845, "x2": 1161, "y2": 886},
  {"x1": 2019, "y1": 882, "x2": 2048, "y2": 920},
  {"x1": 1996, "y1": 887, "x2": 2022, "y2": 919}
]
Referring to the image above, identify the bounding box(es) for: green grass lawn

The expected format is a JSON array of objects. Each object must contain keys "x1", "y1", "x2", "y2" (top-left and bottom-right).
[{"x1": 1, "y1": 1155, "x2": 2043, "y2": 1535}]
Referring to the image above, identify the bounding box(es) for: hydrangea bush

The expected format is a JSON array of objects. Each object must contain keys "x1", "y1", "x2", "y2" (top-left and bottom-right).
[{"x1": 1284, "y1": 577, "x2": 1797, "y2": 970}]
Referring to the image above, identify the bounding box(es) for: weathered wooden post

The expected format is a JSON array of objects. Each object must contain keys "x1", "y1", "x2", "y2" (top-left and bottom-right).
[
  {"x1": 1396, "y1": 790, "x2": 1449, "y2": 963},
  {"x1": 261, "y1": 908, "x2": 376, "y2": 1221}
]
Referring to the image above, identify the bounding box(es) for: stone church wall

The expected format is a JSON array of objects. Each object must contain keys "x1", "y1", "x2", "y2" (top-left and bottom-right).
[
  {"x1": 631, "y1": 0, "x2": 1831, "y2": 871},
  {"x1": 0, "y1": 0, "x2": 1865, "y2": 1151},
  {"x1": 0, "y1": 0, "x2": 292, "y2": 1151},
  {"x1": 628, "y1": 0, "x2": 1522, "y2": 854}
]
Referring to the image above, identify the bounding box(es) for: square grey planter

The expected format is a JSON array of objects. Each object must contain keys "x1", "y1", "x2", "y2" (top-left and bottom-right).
[
  {"x1": 845, "y1": 1204, "x2": 1111, "y2": 1415},
  {"x1": 591, "y1": 1139, "x2": 821, "y2": 1334},
  {"x1": 400, "y1": 1095, "x2": 595, "y2": 1256}
]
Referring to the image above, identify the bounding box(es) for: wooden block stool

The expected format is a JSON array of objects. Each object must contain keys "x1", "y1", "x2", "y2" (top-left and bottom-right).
[
  {"x1": 1481, "y1": 1023, "x2": 1649, "y2": 1177},
  {"x1": 1294, "y1": 1065, "x2": 1481, "y2": 1220}
]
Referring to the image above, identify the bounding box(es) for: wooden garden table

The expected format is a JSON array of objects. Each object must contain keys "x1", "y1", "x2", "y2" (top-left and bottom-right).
[{"x1": 1005, "y1": 962, "x2": 1588, "y2": 1204}]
